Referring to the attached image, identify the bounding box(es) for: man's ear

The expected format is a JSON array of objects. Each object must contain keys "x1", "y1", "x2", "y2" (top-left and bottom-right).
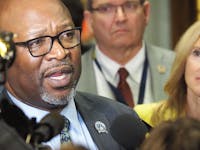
[{"x1": 143, "y1": 1, "x2": 151, "y2": 25}]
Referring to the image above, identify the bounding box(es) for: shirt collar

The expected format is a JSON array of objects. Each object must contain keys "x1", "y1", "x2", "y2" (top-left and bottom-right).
[
  {"x1": 126, "y1": 43, "x2": 146, "y2": 83},
  {"x1": 95, "y1": 45, "x2": 120, "y2": 82},
  {"x1": 6, "y1": 90, "x2": 80, "y2": 128},
  {"x1": 95, "y1": 42, "x2": 146, "y2": 84}
]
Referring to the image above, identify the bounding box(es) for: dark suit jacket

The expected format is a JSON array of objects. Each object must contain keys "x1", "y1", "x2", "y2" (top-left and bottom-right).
[
  {"x1": 74, "y1": 92, "x2": 147, "y2": 150},
  {"x1": 0, "y1": 90, "x2": 147, "y2": 150}
]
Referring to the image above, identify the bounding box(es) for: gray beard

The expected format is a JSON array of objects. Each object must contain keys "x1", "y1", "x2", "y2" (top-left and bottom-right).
[{"x1": 40, "y1": 88, "x2": 76, "y2": 106}]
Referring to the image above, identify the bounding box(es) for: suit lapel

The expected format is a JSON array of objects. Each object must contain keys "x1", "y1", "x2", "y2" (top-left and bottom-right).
[
  {"x1": 74, "y1": 93, "x2": 122, "y2": 150},
  {"x1": 0, "y1": 89, "x2": 13, "y2": 104},
  {"x1": 146, "y1": 44, "x2": 171, "y2": 101}
]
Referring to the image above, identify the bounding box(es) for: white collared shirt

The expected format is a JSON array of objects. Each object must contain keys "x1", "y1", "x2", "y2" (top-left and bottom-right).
[
  {"x1": 93, "y1": 42, "x2": 153, "y2": 104},
  {"x1": 7, "y1": 91, "x2": 98, "y2": 150}
]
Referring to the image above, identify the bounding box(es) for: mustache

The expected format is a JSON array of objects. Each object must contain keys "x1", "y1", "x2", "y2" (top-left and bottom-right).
[{"x1": 39, "y1": 61, "x2": 74, "y2": 79}]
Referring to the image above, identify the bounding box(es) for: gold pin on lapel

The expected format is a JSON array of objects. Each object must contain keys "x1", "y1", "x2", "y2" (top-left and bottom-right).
[{"x1": 157, "y1": 65, "x2": 166, "y2": 74}]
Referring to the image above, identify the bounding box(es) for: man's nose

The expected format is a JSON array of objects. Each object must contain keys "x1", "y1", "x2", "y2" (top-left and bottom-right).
[
  {"x1": 45, "y1": 40, "x2": 70, "y2": 61},
  {"x1": 114, "y1": 6, "x2": 127, "y2": 22}
]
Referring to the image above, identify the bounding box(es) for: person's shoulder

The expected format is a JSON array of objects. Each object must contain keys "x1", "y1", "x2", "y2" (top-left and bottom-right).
[
  {"x1": 134, "y1": 101, "x2": 166, "y2": 127},
  {"x1": 81, "y1": 44, "x2": 95, "y2": 57},
  {"x1": 146, "y1": 43, "x2": 175, "y2": 65},
  {"x1": 146, "y1": 43, "x2": 175, "y2": 56},
  {"x1": 76, "y1": 91, "x2": 137, "y2": 115},
  {"x1": 81, "y1": 46, "x2": 95, "y2": 66},
  {"x1": 76, "y1": 91, "x2": 130, "y2": 108},
  {"x1": 134, "y1": 101, "x2": 164, "y2": 113}
]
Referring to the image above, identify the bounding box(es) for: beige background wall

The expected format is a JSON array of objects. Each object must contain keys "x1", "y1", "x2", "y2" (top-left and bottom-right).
[{"x1": 144, "y1": 0, "x2": 172, "y2": 49}]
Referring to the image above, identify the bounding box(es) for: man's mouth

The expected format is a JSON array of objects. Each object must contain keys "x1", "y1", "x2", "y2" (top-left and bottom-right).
[
  {"x1": 44, "y1": 65, "x2": 73, "y2": 77},
  {"x1": 43, "y1": 65, "x2": 74, "y2": 88},
  {"x1": 49, "y1": 71, "x2": 69, "y2": 80}
]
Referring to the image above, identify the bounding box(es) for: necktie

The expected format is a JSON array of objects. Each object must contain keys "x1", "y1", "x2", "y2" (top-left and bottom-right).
[
  {"x1": 117, "y1": 68, "x2": 134, "y2": 107},
  {"x1": 60, "y1": 117, "x2": 71, "y2": 144}
]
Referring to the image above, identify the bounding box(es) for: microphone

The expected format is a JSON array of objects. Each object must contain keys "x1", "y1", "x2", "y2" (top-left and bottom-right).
[
  {"x1": 28, "y1": 112, "x2": 65, "y2": 147},
  {"x1": 0, "y1": 31, "x2": 16, "y2": 84},
  {"x1": 0, "y1": 98, "x2": 34, "y2": 139},
  {"x1": 0, "y1": 97, "x2": 65, "y2": 149},
  {"x1": 0, "y1": 31, "x2": 15, "y2": 67},
  {"x1": 110, "y1": 114, "x2": 148, "y2": 150},
  {"x1": 0, "y1": 119, "x2": 33, "y2": 150}
]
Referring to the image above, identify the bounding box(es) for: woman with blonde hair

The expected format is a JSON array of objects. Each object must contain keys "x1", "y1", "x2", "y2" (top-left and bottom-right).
[{"x1": 134, "y1": 20, "x2": 200, "y2": 127}]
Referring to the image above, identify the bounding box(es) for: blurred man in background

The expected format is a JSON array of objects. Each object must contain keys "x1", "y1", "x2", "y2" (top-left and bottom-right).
[{"x1": 77, "y1": 0, "x2": 175, "y2": 107}]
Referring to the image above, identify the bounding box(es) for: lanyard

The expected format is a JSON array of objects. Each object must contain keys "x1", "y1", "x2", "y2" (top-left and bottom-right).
[{"x1": 92, "y1": 50, "x2": 148, "y2": 104}]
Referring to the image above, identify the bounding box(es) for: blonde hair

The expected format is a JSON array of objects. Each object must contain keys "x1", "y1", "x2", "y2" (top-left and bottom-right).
[{"x1": 152, "y1": 21, "x2": 200, "y2": 125}]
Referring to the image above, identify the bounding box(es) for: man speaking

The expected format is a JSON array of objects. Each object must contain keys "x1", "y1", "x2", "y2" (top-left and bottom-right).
[{"x1": 0, "y1": 0, "x2": 147, "y2": 150}]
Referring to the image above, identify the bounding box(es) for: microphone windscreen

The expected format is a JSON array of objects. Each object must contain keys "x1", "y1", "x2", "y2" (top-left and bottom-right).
[
  {"x1": 31, "y1": 112, "x2": 65, "y2": 143},
  {"x1": 1, "y1": 98, "x2": 31, "y2": 139},
  {"x1": 0, "y1": 32, "x2": 16, "y2": 66},
  {"x1": 0, "y1": 119, "x2": 33, "y2": 150},
  {"x1": 110, "y1": 114, "x2": 148, "y2": 150}
]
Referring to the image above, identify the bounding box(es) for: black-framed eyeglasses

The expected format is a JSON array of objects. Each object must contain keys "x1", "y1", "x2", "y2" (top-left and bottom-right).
[{"x1": 15, "y1": 27, "x2": 81, "y2": 57}]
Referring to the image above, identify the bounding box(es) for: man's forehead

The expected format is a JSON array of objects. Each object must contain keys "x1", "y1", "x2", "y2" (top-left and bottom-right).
[
  {"x1": 0, "y1": 0, "x2": 63, "y2": 15},
  {"x1": 0, "y1": 0, "x2": 61, "y2": 5},
  {"x1": 0, "y1": 0, "x2": 73, "y2": 40},
  {"x1": 0, "y1": 0, "x2": 70, "y2": 26}
]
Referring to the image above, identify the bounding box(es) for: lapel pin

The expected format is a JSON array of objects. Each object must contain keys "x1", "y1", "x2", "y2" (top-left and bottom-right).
[
  {"x1": 157, "y1": 65, "x2": 166, "y2": 74},
  {"x1": 95, "y1": 121, "x2": 108, "y2": 134}
]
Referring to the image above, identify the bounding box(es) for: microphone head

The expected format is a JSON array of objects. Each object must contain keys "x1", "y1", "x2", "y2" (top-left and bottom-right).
[
  {"x1": 31, "y1": 112, "x2": 65, "y2": 144},
  {"x1": 110, "y1": 114, "x2": 148, "y2": 150},
  {"x1": 0, "y1": 31, "x2": 16, "y2": 68},
  {"x1": 1, "y1": 98, "x2": 31, "y2": 139},
  {"x1": 0, "y1": 31, "x2": 16, "y2": 84}
]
